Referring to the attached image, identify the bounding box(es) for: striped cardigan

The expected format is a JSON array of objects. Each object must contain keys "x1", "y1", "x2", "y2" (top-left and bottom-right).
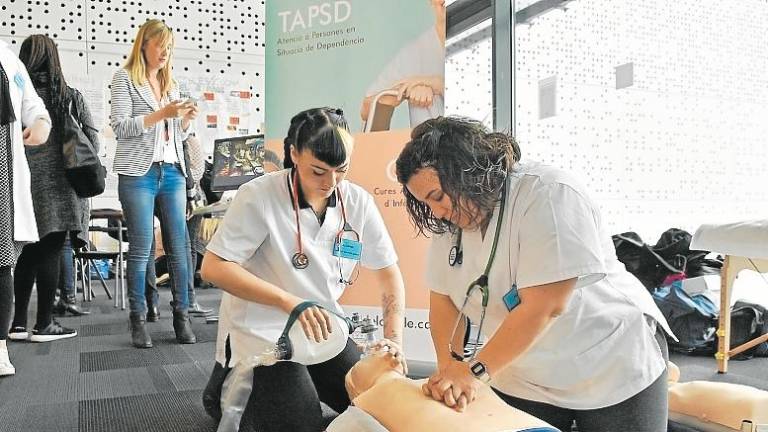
[{"x1": 110, "y1": 68, "x2": 188, "y2": 176}]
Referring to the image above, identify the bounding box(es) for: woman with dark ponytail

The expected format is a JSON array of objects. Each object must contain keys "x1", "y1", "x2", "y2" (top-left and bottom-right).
[
  {"x1": 201, "y1": 107, "x2": 406, "y2": 431},
  {"x1": 8, "y1": 34, "x2": 98, "y2": 344}
]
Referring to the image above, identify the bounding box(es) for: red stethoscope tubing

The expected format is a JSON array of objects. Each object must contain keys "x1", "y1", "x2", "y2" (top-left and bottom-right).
[{"x1": 291, "y1": 171, "x2": 352, "y2": 270}]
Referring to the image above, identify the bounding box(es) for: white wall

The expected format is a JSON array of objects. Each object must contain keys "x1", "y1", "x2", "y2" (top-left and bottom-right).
[
  {"x1": 1, "y1": 0, "x2": 266, "y2": 210},
  {"x1": 4, "y1": 0, "x2": 767, "y2": 243},
  {"x1": 445, "y1": 0, "x2": 768, "y2": 243}
]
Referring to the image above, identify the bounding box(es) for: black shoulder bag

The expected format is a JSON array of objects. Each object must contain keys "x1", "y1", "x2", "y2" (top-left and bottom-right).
[{"x1": 62, "y1": 94, "x2": 106, "y2": 198}]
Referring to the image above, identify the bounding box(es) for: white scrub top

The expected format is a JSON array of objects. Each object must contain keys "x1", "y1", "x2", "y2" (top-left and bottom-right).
[
  {"x1": 426, "y1": 161, "x2": 672, "y2": 410},
  {"x1": 208, "y1": 169, "x2": 398, "y2": 367}
]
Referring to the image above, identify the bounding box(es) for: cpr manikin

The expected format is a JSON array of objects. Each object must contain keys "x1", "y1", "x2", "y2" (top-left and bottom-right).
[
  {"x1": 666, "y1": 362, "x2": 768, "y2": 432},
  {"x1": 329, "y1": 351, "x2": 557, "y2": 432}
]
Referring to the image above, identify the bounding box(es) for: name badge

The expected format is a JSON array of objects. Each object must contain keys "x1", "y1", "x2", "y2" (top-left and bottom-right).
[
  {"x1": 503, "y1": 284, "x2": 521, "y2": 311},
  {"x1": 332, "y1": 238, "x2": 362, "y2": 261},
  {"x1": 14, "y1": 72, "x2": 25, "y2": 90}
]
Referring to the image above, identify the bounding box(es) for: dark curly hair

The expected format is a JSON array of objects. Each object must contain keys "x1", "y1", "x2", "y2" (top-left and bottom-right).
[
  {"x1": 283, "y1": 107, "x2": 350, "y2": 169},
  {"x1": 395, "y1": 116, "x2": 521, "y2": 236}
]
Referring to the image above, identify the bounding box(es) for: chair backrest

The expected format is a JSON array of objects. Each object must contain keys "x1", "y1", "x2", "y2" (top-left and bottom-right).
[
  {"x1": 88, "y1": 208, "x2": 126, "y2": 252},
  {"x1": 363, "y1": 90, "x2": 399, "y2": 133}
]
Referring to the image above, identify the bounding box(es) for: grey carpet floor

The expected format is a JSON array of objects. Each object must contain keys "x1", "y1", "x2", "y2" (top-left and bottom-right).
[
  {"x1": 1, "y1": 280, "x2": 766, "y2": 432},
  {"x1": 0, "y1": 282, "x2": 220, "y2": 432}
]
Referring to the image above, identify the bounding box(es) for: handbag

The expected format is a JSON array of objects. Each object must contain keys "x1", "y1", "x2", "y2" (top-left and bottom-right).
[{"x1": 62, "y1": 94, "x2": 106, "y2": 198}]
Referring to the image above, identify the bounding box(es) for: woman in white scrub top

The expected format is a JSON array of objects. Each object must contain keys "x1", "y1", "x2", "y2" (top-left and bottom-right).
[
  {"x1": 395, "y1": 117, "x2": 672, "y2": 432},
  {"x1": 201, "y1": 107, "x2": 406, "y2": 432}
]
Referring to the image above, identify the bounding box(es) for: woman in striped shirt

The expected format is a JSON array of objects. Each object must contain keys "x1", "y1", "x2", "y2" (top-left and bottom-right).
[{"x1": 110, "y1": 19, "x2": 199, "y2": 349}]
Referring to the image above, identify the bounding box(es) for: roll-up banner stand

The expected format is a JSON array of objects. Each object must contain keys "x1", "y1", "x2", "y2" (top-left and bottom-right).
[{"x1": 266, "y1": 0, "x2": 446, "y2": 367}]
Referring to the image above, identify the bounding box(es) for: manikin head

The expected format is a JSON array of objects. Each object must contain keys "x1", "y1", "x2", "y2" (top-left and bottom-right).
[{"x1": 345, "y1": 351, "x2": 405, "y2": 400}]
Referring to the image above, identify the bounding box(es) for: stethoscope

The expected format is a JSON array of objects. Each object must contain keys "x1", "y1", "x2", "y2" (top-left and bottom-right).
[
  {"x1": 447, "y1": 176, "x2": 509, "y2": 361},
  {"x1": 289, "y1": 171, "x2": 361, "y2": 285}
]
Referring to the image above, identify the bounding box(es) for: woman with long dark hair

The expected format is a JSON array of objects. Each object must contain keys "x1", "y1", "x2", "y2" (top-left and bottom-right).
[
  {"x1": 0, "y1": 38, "x2": 51, "y2": 376},
  {"x1": 7, "y1": 34, "x2": 99, "y2": 343}
]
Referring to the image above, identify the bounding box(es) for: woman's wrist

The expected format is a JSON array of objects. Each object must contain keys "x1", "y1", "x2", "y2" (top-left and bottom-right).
[
  {"x1": 278, "y1": 293, "x2": 302, "y2": 314},
  {"x1": 159, "y1": 105, "x2": 170, "y2": 119}
]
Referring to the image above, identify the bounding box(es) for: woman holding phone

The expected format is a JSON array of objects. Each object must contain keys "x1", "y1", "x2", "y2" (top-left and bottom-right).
[{"x1": 110, "y1": 19, "x2": 199, "y2": 349}]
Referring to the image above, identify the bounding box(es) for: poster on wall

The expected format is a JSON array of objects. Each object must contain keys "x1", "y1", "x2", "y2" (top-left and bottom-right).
[
  {"x1": 266, "y1": 0, "x2": 446, "y2": 365},
  {"x1": 176, "y1": 75, "x2": 263, "y2": 158}
]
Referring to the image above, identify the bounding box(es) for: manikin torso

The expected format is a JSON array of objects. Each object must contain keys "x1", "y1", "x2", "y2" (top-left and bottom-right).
[{"x1": 344, "y1": 353, "x2": 555, "y2": 432}]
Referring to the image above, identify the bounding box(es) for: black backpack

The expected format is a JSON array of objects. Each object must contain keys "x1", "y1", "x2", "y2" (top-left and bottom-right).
[
  {"x1": 651, "y1": 281, "x2": 718, "y2": 354},
  {"x1": 728, "y1": 301, "x2": 768, "y2": 358},
  {"x1": 613, "y1": 232, "x2": 685, "y2": 290},
  {"x1": 62, "y1": 91, "x2": 106, "y2": 198},
  {"x1": 613, "y1": 229, "x2": 722, "y2": 291}
]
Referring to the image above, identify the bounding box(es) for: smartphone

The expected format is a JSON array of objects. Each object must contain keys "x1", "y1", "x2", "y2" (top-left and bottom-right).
[{"x1": 184, "y1": 97, "x2": 198, "y2": 106}]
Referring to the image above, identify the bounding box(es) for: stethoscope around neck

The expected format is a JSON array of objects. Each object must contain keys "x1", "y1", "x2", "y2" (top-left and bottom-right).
[
  {"x1": 289, "y1": 171, "x2": 361, "y2": 285},
  {"x1": 447, "y1": 176, "x2": 510, "y2": 361}
]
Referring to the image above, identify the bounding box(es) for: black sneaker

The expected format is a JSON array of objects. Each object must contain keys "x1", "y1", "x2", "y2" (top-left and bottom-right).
[
  {"x1": 30, "y1": 321, "x2": 77, "y2": 342},
  {"x1": 8, "y1": 326, "x2": 28, "y2": 341}
]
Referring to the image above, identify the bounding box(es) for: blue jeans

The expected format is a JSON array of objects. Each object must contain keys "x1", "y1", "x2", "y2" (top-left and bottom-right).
[
  {"x1": 119, "y1": 163, "x2": 189, "y2": 315},
  {"x1": 145, "y1": 214, "x2": 198, "y2": 307}
]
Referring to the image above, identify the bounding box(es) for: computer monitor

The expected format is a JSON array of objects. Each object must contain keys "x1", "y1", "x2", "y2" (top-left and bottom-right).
[{"x1": 210, "y1": 134, "x2": 266, "y2": 192}]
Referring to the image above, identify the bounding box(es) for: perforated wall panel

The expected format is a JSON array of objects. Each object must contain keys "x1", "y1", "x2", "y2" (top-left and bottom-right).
[
  {"x1": 446, "y1": 1, "x2": 768, "y2": 241},
  {"x1": 1, "y1": 0, "x2": 265, "y2": 209}
]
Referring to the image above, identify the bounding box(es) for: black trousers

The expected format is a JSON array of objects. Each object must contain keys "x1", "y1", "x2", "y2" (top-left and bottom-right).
[
  {"x1": 495, "y1": 326, "x2": 670, "y2": 432},
  {"x1": 204, "y1": 338, "x2": 359, "y2": 432},
  {"x1": 0, "y1": 266, "x2": 12, "y2": 340},
  {"x1": 12, "y1": 231, "x2": 67, "y2": 329}
]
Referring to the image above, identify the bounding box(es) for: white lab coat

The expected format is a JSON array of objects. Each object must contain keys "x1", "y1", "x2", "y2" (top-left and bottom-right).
[
  {"x1": 0, "y1": 40, "x2": 48, "y2": 242},
  {"x1": 208, "y1": 170, "x2": 398, "y2": 367},
  {"x1": 426, "y1": 161, "x2": 672, "y2": 409}
]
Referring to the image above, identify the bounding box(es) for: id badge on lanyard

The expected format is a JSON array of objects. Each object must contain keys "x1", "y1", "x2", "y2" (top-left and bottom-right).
[
  {"x1": 14, "y1": 72, "x2": 25, "y2": 90},
  {"x1": 503, "y1": 284, "x2": 521, "y2": 311},
  {"x1": 332, "y1": 237, "x2": 362, "y2": 261}
]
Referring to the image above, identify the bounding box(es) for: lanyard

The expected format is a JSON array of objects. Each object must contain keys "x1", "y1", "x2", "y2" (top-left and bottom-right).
[
  {"x1": 289, "y1": 171, "x2": 360, "y2": 285},
  {"x1": 334, "y1": 190, "x2": 361, "y2": 285},
  {"x1": 448, "y1": 176, "x2": 509, "y2": 361}
]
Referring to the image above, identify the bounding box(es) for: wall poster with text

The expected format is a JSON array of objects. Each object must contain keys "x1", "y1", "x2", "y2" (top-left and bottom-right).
[{"x1": 266, "y1": 0, "x2": 446, "y2": 364}]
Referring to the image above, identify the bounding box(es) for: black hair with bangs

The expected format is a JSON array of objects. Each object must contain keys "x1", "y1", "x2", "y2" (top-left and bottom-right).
[{"x1": 283, "y1": 107, "x2": 350, "y2": 169}]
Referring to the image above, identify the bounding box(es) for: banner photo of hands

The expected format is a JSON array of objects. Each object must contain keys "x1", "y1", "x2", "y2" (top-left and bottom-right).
[{"x1": 266, "y1": 0, "x2": 446, "y2": 364}]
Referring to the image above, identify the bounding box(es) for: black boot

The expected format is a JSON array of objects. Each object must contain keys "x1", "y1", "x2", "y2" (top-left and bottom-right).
[
  {"x1": 52, "y1": 297, "x2": 67, "y2": 316},
  {"x1": 62, "y1": 295, "x2": 90, "y2": 316},
  {"x1": 173, "y1": 310, "x2": 196, "y2": 344},
  {"x1": 129, "y1": 313, "x2": 153, "y2": 349},
  {"x1": 146, "y1": 303, "x2": 160, "y2": 322}
]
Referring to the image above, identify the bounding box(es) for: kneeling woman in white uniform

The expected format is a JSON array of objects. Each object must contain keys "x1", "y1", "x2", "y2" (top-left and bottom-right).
[
  {"x1": 395, "y1": 117, "x2": 673, "y2": 432},
  {"x1": 201, "y1": 107, "x2": 405, "y2": 432}
]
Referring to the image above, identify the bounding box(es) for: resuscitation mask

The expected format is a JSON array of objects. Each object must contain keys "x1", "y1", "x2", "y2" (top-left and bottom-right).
[{"x1": 275, "y1": 301, "x2": 354, "y2": 365}]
